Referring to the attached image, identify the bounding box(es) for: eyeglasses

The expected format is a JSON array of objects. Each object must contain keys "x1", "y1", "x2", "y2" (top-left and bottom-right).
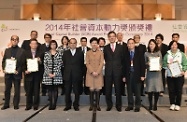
[{"x1": 11, "y1": 38, "x2": 18, "y2": 41}]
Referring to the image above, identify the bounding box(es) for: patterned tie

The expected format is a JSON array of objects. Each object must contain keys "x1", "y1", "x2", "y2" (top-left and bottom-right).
[{"x1": 111, "y1": 44, "x2": 115, "y2": 52}]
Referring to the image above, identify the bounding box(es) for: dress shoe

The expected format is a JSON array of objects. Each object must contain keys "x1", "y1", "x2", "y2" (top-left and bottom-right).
[
  {"x1": 134, "y1": 108, "x2": 140, "y2": 112},
  {"x1": 89, "y1": 106, "x2": 93, "y2": 111},
  {"x1": 125, "y1": 107, "x2": 133, "y2": 111},
  {"x1": 25, "y1": 107, "x2": 32, "y2": 111},
  {"x1": 141, "y1": 94, "x2": 145, "y2": 96},
  {"x1": 74, "y1": 107, "x2": 79, "y2": 111},
  {"x1": 116, "y1": 107, "x2": 122, "y2": 112},
  {"x1": 153, "y1": 105, "x2": 157, "y2": 111},
  {"x1": 14, "y1": 106, "x2": 19, "y2": 110},
  {"x1": 1, "y1": 106, "x2": 9, "y2": 110},
  {"x1": 106, "y1": 107, "x2": 112, "y2": 111},
  {"x1": 97, "y1": 106, "x2": 101, "y2": 111},
  {"x1": 64, "y1": 107, "x2": 71, "y2": 111},
  {"x1": 33, "y1": 107, "x2": 38, "y2": 110},
  {"x1": 149, "y1": 106, "x2": 152, "y2": 110}
]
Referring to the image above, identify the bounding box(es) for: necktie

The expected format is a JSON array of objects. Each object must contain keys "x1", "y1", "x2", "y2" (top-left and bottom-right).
[
  {"x1": 130, "y1": 51, "x2": 134, "y2": 61},
  {"x1": 130, "y1": 51, "x2": 134, "y2": 72},
  {"x1": 32, "y1": 51, "x2": 35, "y2": 58},
  {"x1": 111, "y1": 44, "x2": 115, "y2": 52},
  {"x1": 82, "y1": 47, "x2": 85, "y2": 53}
]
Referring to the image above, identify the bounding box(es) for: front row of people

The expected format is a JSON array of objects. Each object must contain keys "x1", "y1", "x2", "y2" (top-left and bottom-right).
[{"x1": 1, "y1": 31, "x2": 187, "y2": 113}]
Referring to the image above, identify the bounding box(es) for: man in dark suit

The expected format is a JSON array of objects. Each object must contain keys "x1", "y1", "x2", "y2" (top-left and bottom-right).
[
  {"x1": 77, "y1": 37, "x2": 91, "y2": 95},
  {"x1": 155, "y1": 33, "x2": 168, "y2": 94},
  {"x1": 117, "y1": 32, "x2": 127, "y2": 96},
  {"x1": 134, "y1": 35, "x2": 146, "y2": 96},
  {"x1": 24, "y1": 39, "x2": 42, "y2": 111},
  {"x1": 124, "y1": 38, "x2": 145, "y2": 112},
  {"x1": 63, "y1": 38, "x2": 84, "y2": 111},
  {"x1": 21, "y1": 30, "x2": 41, "y2": 50},
  {"x1": 172, "y1": 33, "x2": 185, "y2": 52},
  {"x1": 39, "y1": 33, "x2": 52, "y2": 96},
  {"x1": 21, "y1": 30, "x2": 41, "y2": 94},
  {"x1": 1, "y1": 35, "x2": 25, "y2": 110},
  {"x1": 104, "y1": 31, "x2": 126, "y2": 112}
]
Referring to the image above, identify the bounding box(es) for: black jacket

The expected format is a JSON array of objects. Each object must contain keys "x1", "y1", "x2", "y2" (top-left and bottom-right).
[
  {"x1": 104, "y1": 44, "x2": 126, "y2": 77},
  {"x1": 125, "y1": 47, "x2": 146, "y2": 82},
  {"x1": 23, "y1": 50, "x2": 42, "y2": 81},
  {"x1": 2, "y1": 47, "x2": 25, "y2": 79},
  {"x1": 62, "y1": 48, "x2": 84, "y2": 81}
]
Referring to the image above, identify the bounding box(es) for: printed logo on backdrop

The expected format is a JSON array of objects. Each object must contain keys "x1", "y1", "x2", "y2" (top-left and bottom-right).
[
  {"x1": 45, "y1": 23, "x2": 153, "y2": 38},
  {"x1": 1, "y1": 24, "x2": 8, "y2": 32},
  {"x1": 0, "y1": 24, "x2": 20, "y2": 32},
  {"x1": 172, "y1": 24, "x2": 187, "y2": 32}
]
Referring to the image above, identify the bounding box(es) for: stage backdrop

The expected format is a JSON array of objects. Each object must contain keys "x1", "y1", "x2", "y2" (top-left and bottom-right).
[{"x1": 0, "y1": 20, "x2": 187, "y2": 77}]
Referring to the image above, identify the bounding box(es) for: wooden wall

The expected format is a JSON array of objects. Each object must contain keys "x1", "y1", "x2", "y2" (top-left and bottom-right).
[{"x1": 22, "y1": 0, "x2": 174, "y2": 20}]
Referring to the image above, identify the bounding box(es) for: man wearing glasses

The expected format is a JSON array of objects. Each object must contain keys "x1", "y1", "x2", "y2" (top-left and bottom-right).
[{"x1": 1, "y1": 35, "x2": 25, "y2": 110}]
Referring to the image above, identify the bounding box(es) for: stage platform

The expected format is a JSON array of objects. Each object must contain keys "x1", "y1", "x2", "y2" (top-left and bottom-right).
[
  {"x1": 0, "y1": 105, "x2": 186, "y2": 122},
  {"x1": 0, "y1": 78, "x2": 187, "y2": 122}
]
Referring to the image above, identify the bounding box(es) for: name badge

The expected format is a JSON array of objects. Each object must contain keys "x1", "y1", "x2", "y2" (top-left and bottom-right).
[{"x1": 131, "y1": 61, "x2": 133, "y2": 66}]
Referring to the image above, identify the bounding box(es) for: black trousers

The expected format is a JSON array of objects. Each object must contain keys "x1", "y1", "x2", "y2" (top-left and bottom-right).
[
  {"x1": 161, "y1": 68, "x2": 166, "y2": 92},
  {"x1": 26, "y1": 77, "x2": 40, "y2": 108},
  {"x1": 127, "y1": 72, "x2": 141, "y2": 109},
  {"x1": 4, "y1": 75, "x2": 21, "y2": 107},
  {"x1": 105, "y1": 72, "x2": 122, "y2": 108},
  {"x1": 121, "y1": 80, "x2": 126, "y2": 95},
  {"x1": 65, "y1": 76, "x2": 82, "y2": 108},
  {"x1": 167, "y1": 76, "x2": 184, "y2": 106}
]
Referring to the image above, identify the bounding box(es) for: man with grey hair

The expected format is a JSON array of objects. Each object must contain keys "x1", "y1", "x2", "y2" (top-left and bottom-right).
[
  {"x1": 133, "y1": 34, "x2": 146, "y2": 96},
  {"x1": 117, "y1": 32, "x2": 127, "y2": 96}
]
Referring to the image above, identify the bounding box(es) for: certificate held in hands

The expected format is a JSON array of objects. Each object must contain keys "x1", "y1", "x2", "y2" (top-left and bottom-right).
[
  {"x1": 149, "y1": 57, "x2": 161, "y2": 71},
  {"x1": 168, "y1": 61, "x2": 182, "y2": 77},
  {"x1": 5, "y1": 59, "x2": 17, "y2": 74},
  {"x1": 27, "y1": 58, "x2": 38, "y2": 72}
]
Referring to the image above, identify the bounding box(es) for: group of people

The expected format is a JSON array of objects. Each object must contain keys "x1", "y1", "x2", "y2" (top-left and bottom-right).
[{"x1": 1, "y1": 30, "x2": 187, "y2": 113}]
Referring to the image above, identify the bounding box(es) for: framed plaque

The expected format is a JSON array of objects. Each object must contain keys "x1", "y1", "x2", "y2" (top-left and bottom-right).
[
  {"x1": 149, "y1": 57, "x2": 161, "y2": 71},
  {"x1": 168, "y1": 61, "x2": 182, "y2": 77},
  {"x1": 27, "y1": 58, "x2": 38, "y2": 72},
  {"x1": 5, "y1": 59, "x2": 16, "y2": 74}
]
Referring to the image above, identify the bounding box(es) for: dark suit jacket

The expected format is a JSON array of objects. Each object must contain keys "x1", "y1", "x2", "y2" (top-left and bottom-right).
[
  {"x1": 116, "y1": 42, "x2": 128, "y2": 53},
  {"x1": 23, "y1": 50, "x2": 42, "y2": 81},
  {"x1": 178, "y1": 42, "x2": 185, "y2": 53},
  {"x1": 77, "y1": 46, "x2": 91, "y2": 52},
  {"x1": 104, "y1": 44, "x2": 126, "y2": 77},
  {"x1": 39, "y1": 43, "x2": 50, "y2": 77},
  {"x1": 125, "y1": 47, "x2": 145, "y2": 83},
  {"x1": 21, "y1": 40, "x2": 41, "y2": 51},
  {"x1": 77, "y1": 46, "x2": 91, "y2": 75},
  {"x1": 136, "y1": 44, "x2": 146, "y2": 55},
  {"x1": 62, "y1": 48, "x2": 84, "y2": 81},
  {"x1": 160, "y1": 43, "x2": 168, "y2": 58},
  {"x1": 2, "y1": 47, "x2": 25, "y2": 79}
]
